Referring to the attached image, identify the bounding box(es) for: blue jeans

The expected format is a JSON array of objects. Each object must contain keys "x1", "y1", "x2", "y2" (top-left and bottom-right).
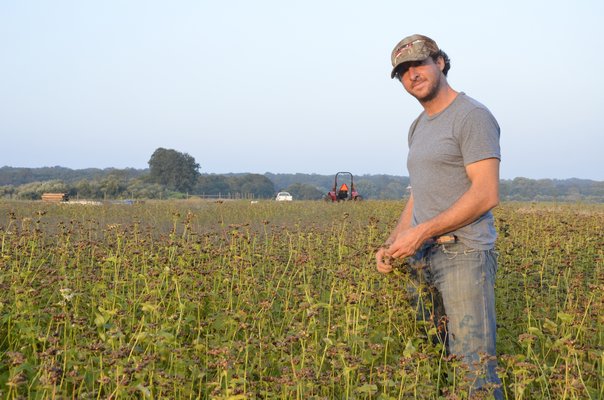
[{"x1": 409, "y1": 241, "x2": 504, "y2": 399}]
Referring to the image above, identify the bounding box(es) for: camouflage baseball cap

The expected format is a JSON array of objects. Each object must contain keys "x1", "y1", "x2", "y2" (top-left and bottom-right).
[{"x1": 390, "y1": 34, "x2": 439, "y2": 78}]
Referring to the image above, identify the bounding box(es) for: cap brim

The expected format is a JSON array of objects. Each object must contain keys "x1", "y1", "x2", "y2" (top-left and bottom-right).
[{"x1": 390, "y1": 55, "x2": 430, "y2": 79}]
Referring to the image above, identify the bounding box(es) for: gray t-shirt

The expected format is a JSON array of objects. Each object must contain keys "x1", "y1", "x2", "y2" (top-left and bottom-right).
[{"x1": 407, "y1": 92, "x2": 500, "y2": 250}]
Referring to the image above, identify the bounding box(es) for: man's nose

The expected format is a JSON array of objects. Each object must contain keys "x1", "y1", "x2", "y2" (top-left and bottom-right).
[{"x1": 408, "y1": 67, "x2": 420, "y2": 80}]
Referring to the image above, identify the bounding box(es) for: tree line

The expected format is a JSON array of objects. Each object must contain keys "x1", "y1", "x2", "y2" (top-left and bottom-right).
[{"x1": 1, "y1": 148, "x2": 603, "y2": 202}]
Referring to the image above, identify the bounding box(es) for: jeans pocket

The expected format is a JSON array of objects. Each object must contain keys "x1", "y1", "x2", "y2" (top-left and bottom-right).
[
  {"x1": 440, "y1": 244, "x2": 459, "y2": 259},
  {"x1": 440, "y1": 243, "x2": 478, "y2": 259}
]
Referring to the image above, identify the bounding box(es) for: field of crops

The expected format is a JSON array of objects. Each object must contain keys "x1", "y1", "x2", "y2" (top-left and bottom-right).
[{"x1": 1, "y1": 200, "x2": 602, "y2": 399}]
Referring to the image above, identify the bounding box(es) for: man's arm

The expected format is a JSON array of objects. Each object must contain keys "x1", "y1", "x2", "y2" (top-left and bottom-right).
[
  {"x1": 386, "y1": 193, "x2": 414, "y2": 245},
  {"x1": 386, "y1": 157, "x2": 499, "y2": 259}
]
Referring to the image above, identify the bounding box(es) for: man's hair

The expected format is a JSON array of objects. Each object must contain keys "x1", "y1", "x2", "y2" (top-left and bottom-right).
[{"x1": 431, "y1": 50, "x2": 451, "y2": 77}]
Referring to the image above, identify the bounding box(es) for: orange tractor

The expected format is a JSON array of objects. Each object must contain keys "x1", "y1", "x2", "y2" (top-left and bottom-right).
[{"x1": 325, "y1": 172, "x2": 362, "y2": 201}]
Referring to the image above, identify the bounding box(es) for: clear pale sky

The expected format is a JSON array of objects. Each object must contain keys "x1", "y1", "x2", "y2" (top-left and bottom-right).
[{"x1": 1, "y1": 1, "x2": 603, "y2": 180}]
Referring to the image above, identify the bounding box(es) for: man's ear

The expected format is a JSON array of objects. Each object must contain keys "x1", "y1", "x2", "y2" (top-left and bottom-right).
[{"x1": 436, "y1": 56, "x2": 445, "y2": 72}]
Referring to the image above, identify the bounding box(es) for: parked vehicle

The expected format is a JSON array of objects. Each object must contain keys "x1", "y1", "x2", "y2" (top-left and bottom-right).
[{"x1": 275, "y1": 191, "x2": 293, "y2": 201}]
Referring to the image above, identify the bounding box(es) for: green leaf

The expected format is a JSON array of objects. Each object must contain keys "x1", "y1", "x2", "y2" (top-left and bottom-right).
[
  {"x1": 557, "y1": 312, "x2": 573, "y2": 324},
  {"x1": 141, "y1": 302, "x2": 159, "y2": 313},
  {"x1": 542, "y1": 318, "x2": 557, "y2": 334},
  {"x1": 528, "y1": 326, "x2": 542, "y2": 336},
  {"x1": 355, "y1": 384, "x2": 378, "y2": 394},
  {"x1": 94, "y1": 314, "x2": 105, "y2": 327},
  {"x1": 403, "y1": 338, "x2": 416, "y2": 358}
]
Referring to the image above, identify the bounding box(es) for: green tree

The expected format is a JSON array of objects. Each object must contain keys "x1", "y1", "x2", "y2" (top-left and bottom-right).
[
  {"x1": 195, "y1": 174, "x2": 231, "y2": 196},
  {"x1": 99, "y1": 174, "x2": 128, "y2": 199},
  {"x1": 148, "y1": 148, "x2": 200, "y2": 192},
  {"x1": 228, "y1": 174, "x2": 275, "y2": 198},
  {"x1": 0, "y1": 185, "x2": 16, "y2": 199},
  {"x1": 285, "y1": 183, "x2": 324, "y2": 200},
  {"x1": 15, "y1": 180, "x2": 68, "y2": 200},
  {"x1": 355, "y1": 179, "x2": 378, "y2": 199},
  {"x1": 127, "y1": 179, "x2": 165, "y2": 199},
  {"x1": 74, "y1": 179, "x2": 99, "y2": 199}
]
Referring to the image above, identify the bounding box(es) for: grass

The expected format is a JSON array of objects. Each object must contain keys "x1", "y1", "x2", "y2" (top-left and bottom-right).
[{"x1": 0, "y1": 199, "x2": 602, "y2": 399}]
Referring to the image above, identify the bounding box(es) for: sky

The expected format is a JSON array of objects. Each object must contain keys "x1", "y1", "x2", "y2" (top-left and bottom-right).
[{"x1": 1, "y1": 1, "x2": 603, "y2": 181}]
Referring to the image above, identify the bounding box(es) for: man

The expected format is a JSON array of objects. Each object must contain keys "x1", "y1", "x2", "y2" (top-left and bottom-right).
[{"x1": 375, "y1": 34, "x2": 503, "y2": 399}]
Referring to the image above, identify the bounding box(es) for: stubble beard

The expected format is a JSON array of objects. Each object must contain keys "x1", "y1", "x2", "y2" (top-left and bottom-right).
[{"x1": 409, "y1": 74, "x2": 442, "y2": 104}]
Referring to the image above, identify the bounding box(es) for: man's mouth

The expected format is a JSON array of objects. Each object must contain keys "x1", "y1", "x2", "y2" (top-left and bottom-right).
[{"x1": 411, "y1": 80, "x2": 424, "y2": 90}]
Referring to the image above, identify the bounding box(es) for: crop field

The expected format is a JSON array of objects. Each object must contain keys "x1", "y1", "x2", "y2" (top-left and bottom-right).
[{"x1": 0, "y1": 200, "x2": 602, "y2": 399}]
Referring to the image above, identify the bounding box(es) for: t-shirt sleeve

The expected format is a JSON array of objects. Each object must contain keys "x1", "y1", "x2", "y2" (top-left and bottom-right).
[{"x1": 458, "y1": 108, "x2": 501, "y2": 165}]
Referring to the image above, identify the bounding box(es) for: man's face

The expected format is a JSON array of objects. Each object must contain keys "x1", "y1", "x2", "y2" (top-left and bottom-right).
[{"x1": 395, "y1": 56, "x2": 444, "y2": 103}]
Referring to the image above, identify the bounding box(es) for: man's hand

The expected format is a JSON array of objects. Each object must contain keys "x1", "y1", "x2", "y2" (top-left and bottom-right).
[
  {"x1": 375, "y1": 247, "x2": 393, "y2": 273},
  {"x1": 376, "y1": 226, "x2": 427, "y2": 273},
  {"x1": 385, "y1": 226, "x2": 426, "y2": 259}
]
